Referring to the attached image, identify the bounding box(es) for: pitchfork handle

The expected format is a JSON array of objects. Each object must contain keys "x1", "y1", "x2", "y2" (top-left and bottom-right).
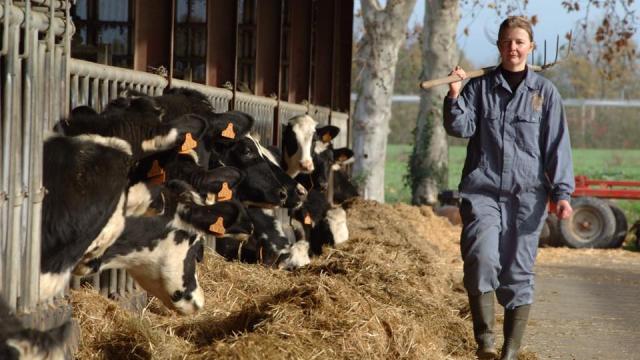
[{"x1": 419, "y1": 64, "x2": 543, "y2": 90}]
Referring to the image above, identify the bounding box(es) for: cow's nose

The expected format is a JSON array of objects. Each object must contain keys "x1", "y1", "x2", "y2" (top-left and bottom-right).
[
  {"x1": 279, "y1": 188, "x2": 288, "y2": 201},
  {"x1": 319, "y1": 182, "x2": 328, "y2": 192},
  {"x1": 296, "y1": 184, "x2": 307, "y2": 197},
  {"x1": 300, "y1": 159, "x2": 314, "y2": 172}
]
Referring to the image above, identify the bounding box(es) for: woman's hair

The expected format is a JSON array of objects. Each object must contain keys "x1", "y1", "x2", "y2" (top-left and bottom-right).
[{"x1": 497, "y1": 16, "x2": 534, "y2": 44}]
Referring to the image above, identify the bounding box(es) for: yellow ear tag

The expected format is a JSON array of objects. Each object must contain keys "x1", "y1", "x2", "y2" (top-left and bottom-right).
[
  {"x1": 322, "y1": 132, "x2": 332, "y2": 143},
  {"x1": 217, "y1": 182, "x2": 232, "y2": 201},
  {"x1": 221, "y1": 123, "x2": 236, "y2": 139},
  {"x1": 304, "y1": 213, "x2": 312, "y2": 225},
  {"x1": 147, "y1": 160, "x2": 166, "y2": 184},
  {"x1": 179, "y1": 133, "x2": 197, "y2": 154},
  {"x1": 209, "y1": 217, "x2": 226, "y2": 236}
]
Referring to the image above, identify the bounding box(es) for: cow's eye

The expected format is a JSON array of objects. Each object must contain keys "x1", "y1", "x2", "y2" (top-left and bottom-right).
[{"x1": 171, "y1": 290, "x2": 183, "y2": 302}]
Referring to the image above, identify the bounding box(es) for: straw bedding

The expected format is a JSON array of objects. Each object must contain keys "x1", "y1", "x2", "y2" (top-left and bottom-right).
[{"x1": 71, "y1": 198, "x2": 537, "y2": 359}]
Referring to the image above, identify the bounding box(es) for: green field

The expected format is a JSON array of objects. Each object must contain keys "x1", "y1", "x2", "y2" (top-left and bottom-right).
[{"x1": 386, "y1": 144, "x2": 640, "y2": 221}]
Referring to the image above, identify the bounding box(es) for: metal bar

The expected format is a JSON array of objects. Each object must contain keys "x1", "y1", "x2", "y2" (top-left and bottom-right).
[
  {"x1": 79, "y1": 76, "x2": 89, "y2": 106},
  {"x1": 572, "y1": 189, "x2": 640, "y2": 200},
  {"x1": 18, "y1": 0, "x2": 30, "y2": 59},
  {"x1": 4, "y1": 23, "x2": 23, "y2": 310},
  {"x1": 0, "y1": 0, "x2": 11, "y2": 56},
  {"x1": 70, "y1": 74, "x2": 79, "y2": 109},
  {"x1": 69, "y1": 58, "x2": 167, "y2": 89},
  {"x1": 24, "y1": 30, "x2": 43, "y2": 310},
  {"x1": 100, "y1": 78, "x2": 109, "y2": 110},
  {"x1": 91, "y1": 77, "x2": 100, "y2": 111}
]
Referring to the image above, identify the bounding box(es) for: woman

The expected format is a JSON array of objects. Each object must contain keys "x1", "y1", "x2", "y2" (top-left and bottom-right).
[{"x1": 443, "y1": 16, "x2": 574, "y2": 360}]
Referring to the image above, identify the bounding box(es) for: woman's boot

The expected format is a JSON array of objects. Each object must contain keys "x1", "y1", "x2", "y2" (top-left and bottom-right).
[
  {"x1": 500, "y1": 304, "x2": 531, "y2": 360},
  {"x1": 469, "y1": 291, "x2": 498, "y2": 359}
]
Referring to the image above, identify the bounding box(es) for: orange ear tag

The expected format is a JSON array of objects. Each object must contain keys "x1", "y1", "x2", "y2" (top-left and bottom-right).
[
  {"x1": 209, "y1": 217, "x2": 226, "y2": 236},
  {"x1": 179, "y1": 133, "x2": 197, "y2": 154},
  {"x1": 221, "y1": 123, "x2": 236, "y2": 139},
  {"x1": 217, "y1": 182, "x2": 233, "y2": 201},
  {"x1": 304, "y1": 213, "x2": 312, "y2": 225},
  {"x1": 322, "y1": 132, "x2": 332, "y2": 143},
  {"x1": 147, "y1": 160, "x2": 166, "y2": 184}
]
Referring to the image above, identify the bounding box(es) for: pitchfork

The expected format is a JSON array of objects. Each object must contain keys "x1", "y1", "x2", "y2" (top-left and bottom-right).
[{"x1": 419, "y1": 33, "x2": 572, "y2": 90}]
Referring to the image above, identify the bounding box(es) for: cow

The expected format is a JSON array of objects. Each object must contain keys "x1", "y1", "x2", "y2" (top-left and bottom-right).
[
  {"x1": 76, "y1": 180, "x2": 253, "y2": 315},
  {"x1": 56, "y1": 104, "x2": 208, "y2": 161},
  {"x1": 0, "y1": 299, "x2": 72, "y2": 360},
  {"x1": 216, "y1": 207, "x2": 310, "y2": 270},
  {"x1": 40, "y1": 105, "x2": 202, "y2": 302},
  {"x1": 291, "y1": 189, "x2": 349, "y2": 256}
]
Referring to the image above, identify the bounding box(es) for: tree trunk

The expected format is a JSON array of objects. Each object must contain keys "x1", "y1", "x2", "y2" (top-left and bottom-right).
[
  {"x1": 352, "y1": 0, "x2": 416, "y2": 202},
  {"x1": 409, "y1": 0, "x2": 460, "y2": 205}
]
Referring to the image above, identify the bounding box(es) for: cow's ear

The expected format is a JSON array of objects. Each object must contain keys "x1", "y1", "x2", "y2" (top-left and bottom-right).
[
  {"x1": 209, "y1": 111, "x2": 255, "y2": 143},
  {"x1": 316, "y1": 125, "x2": 340, "y2": 143},
  {"x1": 169, "y1": 114, "x2": 210, "y2": 140},
  {"x1": 167, "y1": 180, "x2": 199, "y2": 203},
  {"x1": 333, "y1": 147, "x2": 354, "y2": 164}
]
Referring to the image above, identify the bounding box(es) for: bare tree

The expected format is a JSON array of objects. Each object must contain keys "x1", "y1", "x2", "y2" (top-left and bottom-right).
[
  {"x1": 408, "y1": 0, "x2": 460, "y2": 205},
  {"x1": 352, "y1": 0, "x2": 417, "y2": 202}
]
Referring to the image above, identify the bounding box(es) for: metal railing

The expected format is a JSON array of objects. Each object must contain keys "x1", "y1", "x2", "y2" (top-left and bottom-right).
[
  {"x1": 309, "y1": 105, "x2": 331, "y2": 126},
  {"x1": 234, "y1": 92, "x2": 277, "y2": 145},
  {"x1": 331, "y1": 111, "x2": 349, "y2": 148},
  {"x1": 277, "y1": 101, "x2": 309, "y2": 147},
  {"x1": 1, "y1": 0, "x2": 73, "y2": 313},
  {"x1": 172, "y1": 79, "x2": 233, "y2": 112}
]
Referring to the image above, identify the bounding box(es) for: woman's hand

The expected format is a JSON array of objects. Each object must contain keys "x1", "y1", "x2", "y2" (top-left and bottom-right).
[
  {"x1": 448, "y1": 66, "x2": 466, "y2": 98},
  {"x1": 556, "y1": 199, "x2": 573, "y2": 220}
]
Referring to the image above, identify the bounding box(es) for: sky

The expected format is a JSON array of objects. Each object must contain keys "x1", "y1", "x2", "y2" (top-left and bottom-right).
[{"x1": 363, "y1": 0, "x2": 640, "y2": 68}]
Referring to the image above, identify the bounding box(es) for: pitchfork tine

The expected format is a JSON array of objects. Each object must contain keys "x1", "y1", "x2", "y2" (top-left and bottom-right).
[
  {"x1": 543, "y1": 40, "x2": 547, "y2": 67},
  {"x1": 553, "y1": 34, "x2": 560, "y2": 63}
]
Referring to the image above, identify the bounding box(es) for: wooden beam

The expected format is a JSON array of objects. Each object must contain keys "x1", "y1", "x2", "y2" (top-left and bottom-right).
[
  {"x1": 287, "y1": 0, "x2": 311, "y2": 103},
  {"x1": 311, "y1": 0, "x2": 335, "y2": 107},
  {"x1": 332, "y1": 0, "x2": 353, "y2": 112},
  {"x1": 206, "y1": 0, "x2": 238, "y2": 88},
  {"x1": 255, "y1": 0, "x2": 281, "y2": 97},
  {"x1": 133, "y1": 0, "x2": 172, "y2": 72}
]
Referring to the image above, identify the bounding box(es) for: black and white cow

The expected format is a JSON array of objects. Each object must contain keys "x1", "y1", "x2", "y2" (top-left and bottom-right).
[
  {"x1": 281, "y1": 115, "x2": 319, "y2": 177},
  {"x1": 216, "y1": 207, "x2": 310, "y2": 270},
  {"x1": 40, "y1": 108, "x2": 200, "y2": 301},
  {"x1": 291, "y1": 189, "x2": 349, "y2": 256},
  {"x1": 57, "y1": 104, "x2": 208, "y2": 161},
  {"x1": 77, "y1": 180, "x2": 253, "y2": 314},
  {"x1": 0, "y1": 299, "x2": 72, "y2": 360}
]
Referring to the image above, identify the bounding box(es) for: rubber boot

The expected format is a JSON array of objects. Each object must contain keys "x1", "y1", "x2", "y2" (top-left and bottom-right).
[
  {"x1": 500, "y1": 304, "x2": 531, "y2": 360},
  {"x1": 469, "y1": 292, "x2": 498, "y2": 359}
]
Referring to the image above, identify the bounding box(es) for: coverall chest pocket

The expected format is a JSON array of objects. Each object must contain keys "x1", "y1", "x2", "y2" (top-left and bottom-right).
[{"x1": 513, "y1": 112, "x2": 541, "y2": 153}]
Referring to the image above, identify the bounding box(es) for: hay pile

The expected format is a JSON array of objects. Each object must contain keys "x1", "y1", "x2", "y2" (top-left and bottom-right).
[{"x1": 71, "y1": 199, "x2": 480, "y2": 359}]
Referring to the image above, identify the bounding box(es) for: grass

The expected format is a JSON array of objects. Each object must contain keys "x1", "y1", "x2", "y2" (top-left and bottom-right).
[{"x1": 385, "y1": 144, "x2": 640, "y2": 222}]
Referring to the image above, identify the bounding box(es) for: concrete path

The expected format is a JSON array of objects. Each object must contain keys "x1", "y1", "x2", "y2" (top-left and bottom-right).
[{"x1": 522, "y1": 249, "x2": 640, "y2": 360}]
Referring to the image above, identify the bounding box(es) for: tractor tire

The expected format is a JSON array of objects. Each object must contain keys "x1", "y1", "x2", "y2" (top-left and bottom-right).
[
  {"x1": 539, "y1": 214, "x2": 561, "y2": 247},
  {"x1": 607, "y1": 202, "x2": 628, "y2": 248},
  {"x1": 558, "y1": 197, "x2": 616, "y2": 248}
]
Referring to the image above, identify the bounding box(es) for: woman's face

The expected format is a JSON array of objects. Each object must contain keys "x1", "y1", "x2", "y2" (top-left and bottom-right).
[{"x1": 498, "y1": 27, "x2": 534, "y2": 71}]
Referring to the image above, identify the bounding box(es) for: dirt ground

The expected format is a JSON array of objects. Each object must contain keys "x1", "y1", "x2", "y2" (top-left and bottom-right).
[{"x1": 525, "y1": 248, "x2": 640, "y2": 360}]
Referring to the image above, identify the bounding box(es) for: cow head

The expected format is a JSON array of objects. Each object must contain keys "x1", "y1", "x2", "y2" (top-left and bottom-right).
[
  {"x1": 215, "y1": 135, "x2": 289, "y2": 208},
  {"x1": 1, "y1": 300, "x2": 73, "y2": 360},
  {"x1": 282, "y1": 115, "x2": 318, "y2": 177},
  {"x1": 121, "y1": 231, "x2": 206, "y2": 315},
  {"x1": 59, "y1": 105, "x2": 209, "y2": 161}
]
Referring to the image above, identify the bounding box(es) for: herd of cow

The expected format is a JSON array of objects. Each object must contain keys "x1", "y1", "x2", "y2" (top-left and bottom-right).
[{"x1": 0, "y1": 88, "x2": 359, "y2": 359}]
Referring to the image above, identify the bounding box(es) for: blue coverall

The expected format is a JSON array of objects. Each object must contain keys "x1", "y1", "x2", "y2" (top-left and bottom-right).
[{"x1": 443, "y1": 66, "x2": 575, "y2": 309}]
